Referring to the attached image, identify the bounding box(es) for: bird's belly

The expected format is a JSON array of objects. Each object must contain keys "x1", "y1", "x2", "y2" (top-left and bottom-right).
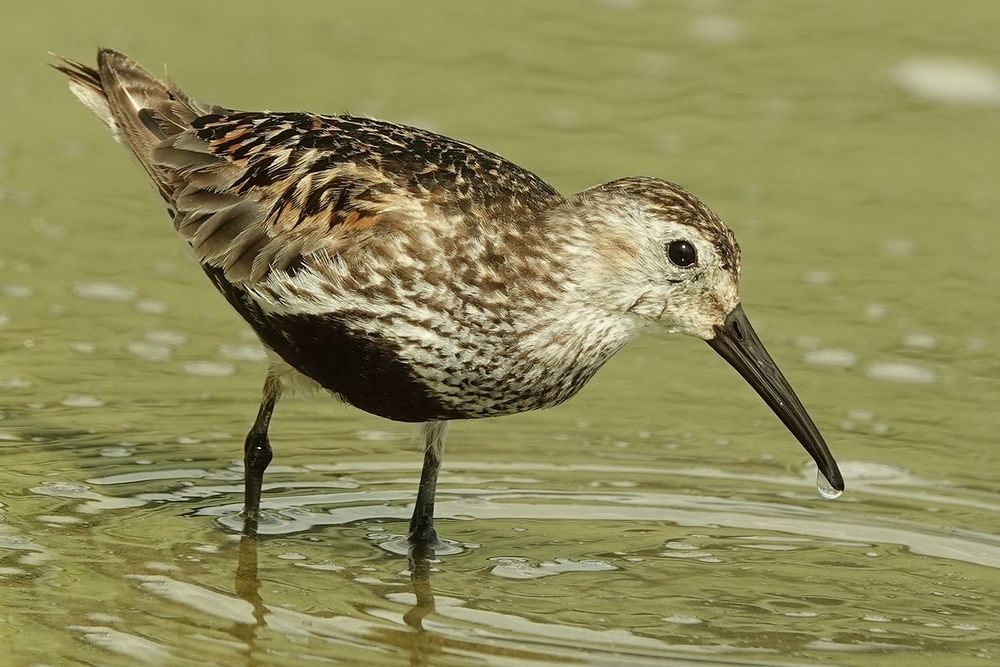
[
  {"x1": 203, "y1": 266, "x2": 452, "y2": 421},
  {"x1": 253, "y1": 311, "x2": 593, "y2": 421},
  {"x1": 204, "y1": 267, "x2": 601, "y2": 422},
  {"x1": 251, "y1": 311, "x2": 598, "y2": 421},
  {"x1": 256, "y1": 311, "x2": 464, "y2": 422}
]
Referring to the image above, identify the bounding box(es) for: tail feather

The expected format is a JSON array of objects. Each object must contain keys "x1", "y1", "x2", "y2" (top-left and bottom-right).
[
  {"x1": 53, "y1": 48, "x2": 222, "y2": 203},
  {"x1": 52, "y1": 55, "x2": 123, "y2": 142}
]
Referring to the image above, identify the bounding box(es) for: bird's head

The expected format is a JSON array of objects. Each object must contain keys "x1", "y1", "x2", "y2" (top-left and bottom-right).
[{"x1": 570, "y1": 177, "x2": 844, "y2": 494}]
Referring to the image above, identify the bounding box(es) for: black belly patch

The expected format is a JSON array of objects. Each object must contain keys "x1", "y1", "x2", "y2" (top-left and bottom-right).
[{"x1": 203, "y1": 266, "x2": 459, "y2": 422}]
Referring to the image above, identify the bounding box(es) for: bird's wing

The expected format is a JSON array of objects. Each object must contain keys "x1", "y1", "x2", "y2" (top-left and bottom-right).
[{"x1": 153, "y1": 112, "x2": 564, "y2": 283}]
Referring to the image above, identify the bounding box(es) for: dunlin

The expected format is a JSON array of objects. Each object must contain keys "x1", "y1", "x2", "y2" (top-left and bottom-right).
[{"x1": 55, "y1": 49, "x2": 843, "y2": 548}]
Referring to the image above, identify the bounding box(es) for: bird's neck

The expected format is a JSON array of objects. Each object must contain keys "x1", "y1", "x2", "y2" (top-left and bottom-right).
[{"x1": 500, "y1": 204, "x2": 649, "y2": 400}]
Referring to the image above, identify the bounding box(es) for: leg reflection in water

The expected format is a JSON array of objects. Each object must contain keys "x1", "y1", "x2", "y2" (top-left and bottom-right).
[
  {"x1": 403, "y1": 543, "x2": 437, "y2": 631},
  {"x1": 402, "y1": 543, "x2": 441, "y2": 666},
  {"x1": 229, "y1": 531, "x2": 444, "y2": 666},
  {"x1": 228, "y1": 535, "x2": 564, "y2": 664},
  {"x1": 231, "y1": 530, "x2": 268, "y2": 665}
]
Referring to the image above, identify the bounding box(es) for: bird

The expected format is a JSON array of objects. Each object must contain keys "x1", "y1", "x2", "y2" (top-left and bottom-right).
[{"x1": 54, "y1": 48, "x2": 844, "y2": 549}]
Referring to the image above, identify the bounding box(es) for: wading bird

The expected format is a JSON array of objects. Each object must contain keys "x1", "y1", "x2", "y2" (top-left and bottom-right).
[{"x1": 55, "y1": 49, "x2": 843, "y2": 549}]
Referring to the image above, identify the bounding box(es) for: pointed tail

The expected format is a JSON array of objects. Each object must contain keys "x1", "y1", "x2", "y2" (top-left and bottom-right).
[{"x1": 52, "y1": 48, "x2": 221, "y2": 202}]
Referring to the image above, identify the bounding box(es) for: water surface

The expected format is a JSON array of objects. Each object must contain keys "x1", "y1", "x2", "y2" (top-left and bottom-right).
[{"x1": 2, "y1": 1, "x2": 999, "y2": 665}]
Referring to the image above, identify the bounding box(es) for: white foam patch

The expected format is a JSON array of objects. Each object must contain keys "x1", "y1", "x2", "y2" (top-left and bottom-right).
[
  {"x1": 60, "y1": 394, "x2": 106, "y2": 408},
  {"x1": 72, "y1": 282, "x2": 138, "y2": 301},
  {"x1": 660, "y1": 549, "x2": 718, "y2": 561},
  {"x1": 952, "y1": 624, "x2": 981, "y2": 631},
  {"x1": 801, "y1": 270, "x2": 834, "y2": 285},
  {"x1": 867, "y1": 361, "x2": 938, "y2": 384},
  {"x1": 881, "y1": 239, "x2": 915, "y2": 257},
  {"x1": 182, "y1": 361, "x2": 235, "y2": 377},
  {"x1": 294, "y1": 562, "x2": 345, "y2": 572},
  {"x1": 145, "y1": 330, "x2": 187, "y2": 346},
  {"x1": 86, "y1": 612, "x2": 124, "y2": 624},
  {"x1": 354, "y1": 429, "x2": 408, "y2": 442},
  {"x1": 891, "y1": 58, "x2": 1000, "y2": 106},
  {"x1": 99, "y1": 447, "x2": 134, "y2": 458},
  {"x1": 902, "y1": 333, "x2": 937, "y2": 349},
  {"x1": 127, "y1": 341, "x2": 171, "y2": 362},
  {"x1": 1, "y1": 284, "x2": 34, "y2": 298},
  {"x1": 489, "y1": 557, "x2": 618, "y2": 580},
  {"x1": 37, "y1": 515, "x2": 83, "y2": 525},
  {"x1": 30, "y1": 218, "x2": 66, "y2": 239},
  {"x1": 135, "y1": 300, "x2": 168, "y2": 314},
  {"x1": 218, "y1": 343, "x2": 267, "y2": 361},
  {"x1": 865, "y1": 303, "x2": 888, "y2": 320},
  {"x1": 690, "y1": 15, "x2": 745, "y2": 43},
  {"x1": 662, "y1": 615, "x2": 703, "y2": 625},
  {"x1": 742, "y1": 543, "x2": 801, "y2": 552},
  {"x1": 804, "y1": 348, "x2": 858, "y2": 368},
  {"x1": 68, "y1": 626, "x2": 171, "y2": 662}
]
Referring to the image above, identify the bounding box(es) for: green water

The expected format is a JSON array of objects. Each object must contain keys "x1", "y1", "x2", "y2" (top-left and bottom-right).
[{"x1": 3, "y1": 1, "x2": 999, "y2": 665}]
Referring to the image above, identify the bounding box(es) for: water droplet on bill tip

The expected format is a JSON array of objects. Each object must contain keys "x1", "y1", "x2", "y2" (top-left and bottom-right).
[{"x1": 816, "y1": 470, "x2": 843, "y2": 500}]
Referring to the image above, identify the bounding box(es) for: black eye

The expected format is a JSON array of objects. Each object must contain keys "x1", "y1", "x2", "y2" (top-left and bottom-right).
[{"x1": 666, "y1": 240, "x2": 697, "y2": 267}]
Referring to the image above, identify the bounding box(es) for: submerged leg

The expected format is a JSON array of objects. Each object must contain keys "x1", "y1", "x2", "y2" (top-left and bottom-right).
[
  {"x1": 242, "y1": 373, "x2": 282, "y2": 531},
  {"x1": 408, "y1": 421, "x2": 450, "y2": 547}
]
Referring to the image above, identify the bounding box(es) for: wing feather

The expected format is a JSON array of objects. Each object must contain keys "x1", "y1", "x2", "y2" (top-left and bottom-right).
[{"x1": 149, "y1": 111, "x2": 563, "y2": 284}]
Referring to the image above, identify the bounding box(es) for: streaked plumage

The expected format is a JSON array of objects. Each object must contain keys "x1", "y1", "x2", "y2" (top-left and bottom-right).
[{"x1": 55, "y1": 49, "x2": 843, "y2": 549}]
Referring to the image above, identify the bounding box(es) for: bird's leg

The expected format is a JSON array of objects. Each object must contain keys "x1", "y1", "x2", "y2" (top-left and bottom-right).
[
  {"x1": 242, "y1": 373, "x2": 282, "y2": 533},
  {"x1": 408, "y1": 421, "x2": 450, "y2": 547}
]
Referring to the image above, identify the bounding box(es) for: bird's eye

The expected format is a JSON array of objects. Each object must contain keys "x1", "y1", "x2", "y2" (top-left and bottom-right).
[{"x1": 666, "y1": 240, "x2": 697, "y2": 268}]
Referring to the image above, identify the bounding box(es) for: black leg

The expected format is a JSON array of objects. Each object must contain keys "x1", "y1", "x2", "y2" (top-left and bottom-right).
[
  {"x1": 408, "y1": 446, "x2": 441, "y2": 545},
  {"x1": 242, "y1": 375, "x2": 280, "y2": 532},
  {"x1": 407, "y1": 421, "x2": 450, "y2": 547}
]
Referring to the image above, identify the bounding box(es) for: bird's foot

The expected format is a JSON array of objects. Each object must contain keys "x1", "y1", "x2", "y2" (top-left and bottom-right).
[
  {"x1": 240, "y1": 512, "x2": 260, "y2": 537},
  {"x1": 407, "y1": 524, "x2": 443, "y2": 560},
  {"x1": 375, "y1": 523, "x2": 463, "y2": 557}
]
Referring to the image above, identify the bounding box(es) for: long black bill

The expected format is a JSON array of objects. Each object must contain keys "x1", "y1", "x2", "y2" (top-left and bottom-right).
[{"x1": 707, "y1": 304, "x2": 844, "y2": 492}]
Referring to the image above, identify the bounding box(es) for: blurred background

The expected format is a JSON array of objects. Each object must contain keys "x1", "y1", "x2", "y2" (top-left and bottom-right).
[{"x1": 1, "y1": 1, "x2": 998, "y2": 665}]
